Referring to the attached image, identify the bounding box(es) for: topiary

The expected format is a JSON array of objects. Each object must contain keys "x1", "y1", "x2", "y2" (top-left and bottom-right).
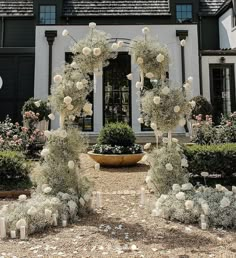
[
  {"x1": 97, "y1": 122, "x2": 136, "y2": 147},
  {"x1": 22, "y1": 97, "x2": 51, "y2": 121},
  {"x1": 190, "y1": 96, "x2": 212, "y2": 120}
]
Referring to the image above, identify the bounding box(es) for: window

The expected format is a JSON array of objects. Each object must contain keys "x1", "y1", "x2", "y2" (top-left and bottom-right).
[
  {"x1": 39, "y1": 5, "x2": 56, "y2": 25},
  {"x1": 176, "y1": 4, "x2": 193, "y2": 23}
]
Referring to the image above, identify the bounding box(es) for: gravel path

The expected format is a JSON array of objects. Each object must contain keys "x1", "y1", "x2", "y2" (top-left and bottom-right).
[{"x1": 0, "y1": 154, "x2": 236, "y2": 258}]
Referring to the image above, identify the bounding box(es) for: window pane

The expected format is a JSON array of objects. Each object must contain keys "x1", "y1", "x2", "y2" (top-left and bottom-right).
[
  {"x1": 187, "y1": 5, "x2": 192, "y2": 12},
  {"x1": 176, "y1": 5, "x2": 181, "y2": 12},
  {"x1": 39, "y1": 5, "x2": 56, "y2": 25},
  {"x1": 182, "y1": 5, "x2": 187, "y2": 11},
  {"x1": 40, "y1": 6, "x2": 45, "y2": 12}
]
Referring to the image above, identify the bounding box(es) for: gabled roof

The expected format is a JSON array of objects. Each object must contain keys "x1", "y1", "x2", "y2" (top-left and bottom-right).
[
  {"x1": 63, "y1": 0, "x2": 170, "y2": 16},
  {"x1": 200, "y1": 0, "x2": 227, "y2": 15},
  {"x1": 0, "y1": 0, "x2": 33, "y2": 16}
]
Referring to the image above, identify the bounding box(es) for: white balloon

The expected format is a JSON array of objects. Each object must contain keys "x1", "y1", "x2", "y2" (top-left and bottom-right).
[{"x1": 0, "y1": 76, "x2": 3, "y2": 89}]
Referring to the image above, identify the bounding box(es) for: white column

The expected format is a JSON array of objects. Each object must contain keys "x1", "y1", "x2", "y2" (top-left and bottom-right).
[{"x1": 93, "y1": 75, "x2": 103, "y2": 133}]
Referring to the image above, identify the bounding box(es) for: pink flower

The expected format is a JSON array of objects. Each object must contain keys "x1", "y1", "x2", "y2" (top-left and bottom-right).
[
  {"x1": 226, "y1": 121, "x2": 232, "y2": 127},
  {"x1": 13, "y1": 135, "x2": 18, "y2": 140}
]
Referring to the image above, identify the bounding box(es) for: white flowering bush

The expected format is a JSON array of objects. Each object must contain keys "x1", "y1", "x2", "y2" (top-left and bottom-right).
[
  {"x1": 146, "y1": 140, "x2": 189, "y2": 194},
  {"x1": 153, "y1": 183, "x2": 236, "y2": 228},
  {"x1": 141, "y1": 80, "x2": 193, "y2": 132},
  {"x1": 129, "y1": 33, "x2": 169, "y2": 80}
]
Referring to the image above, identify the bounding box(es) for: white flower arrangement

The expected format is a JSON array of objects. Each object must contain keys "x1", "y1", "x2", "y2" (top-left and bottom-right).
[
  {"x1": 153, "y1": 184, "x2": 236, "y2": 228},
  {"x1": 18, "y1": 195, "x2": 27, "y2": 202},
  {"x1": 144, "y1": 143, "x2": 151, "y2": 150}
]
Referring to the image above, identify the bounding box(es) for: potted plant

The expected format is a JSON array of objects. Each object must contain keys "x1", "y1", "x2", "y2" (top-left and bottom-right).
[
  {"x1": 22, "y1": 98, "x2": 51, "y2": 130},
  {"x1": 88, "y1": 122, "x2": 144, "y2": 167}
]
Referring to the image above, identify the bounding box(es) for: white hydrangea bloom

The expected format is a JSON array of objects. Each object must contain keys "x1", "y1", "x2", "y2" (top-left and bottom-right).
[
  {"x1": 126, "y1": 73, "x2": 133, "y2": 80},
  {"x1": 16, "y1": 219, "x2": 27, "y2": 229},
  {"x1": 153, "y1": 96, "x2": 161, "y2": 105},
  {"x1": 175, "y1": 192, "x2": 185, "y2": 200},
  {"x1": 136, "y1": 57, "x2": 144, "y2": 65},
  {"x1": 89, "y1": 22, "x2": 96, "y2": 29},
  {"x1": 172, "y1": 138, "x2": 179, "y2": 143},
  {"x1": 156, "y1": 53, "x2": 165, "y2": 63},
  {"x1": 69, "y1": 115, "x2": 75, "y2": 121},
  {"x1": 189, "y1": 100, "x2": 196, "y2": 108},
  {"x1": 45, "y1": 209, "x2": 52, "y2": 219},
  {"x1": 18, "y1": 194, "x2": 27, "y2": 202},
  {"x1": 185, "y1": 200, "x2": 194, "y2": 210},
  {"x1": 161, "y1": 86, "x2": 170, "y2": 95},
  {"x1": 183, "y1": 82, "x2": 191, "y2": 91},
  {"x1": 81, "y1": 78, "x2": 88, "y2": 85},
  {"x1": 70, "y1": 61, "x2": 77, "y2": 68},
  {"x1": 150, "y1": 122, "x2": 157, "y2": 130},
  {"x1": 172, "y1": 184, "x2": 181, "y2": 192},
  {"x1": 182, "y1": 183, "x2": 193, "y2": 191},
  {"x1": 93, "y1": 47, "x2": 102, "y2": 56},
  {"x1": 48, "y1": 113, "x2": 55, "y2": 120},
  {"x1": 44, "y1": 130, "x2": 51, "y2": 138},
  {"x1": 34, "y1": 100, "x2": 41, "y2": 107},
  {"x1": 174, "y1": 106, "x2": 180, "y2": 113},
  {"x1": 51, "y1": 197, "x2": 60, "y2": 204},
  {"x1": 68, "y1": 200, "x2": 78, "y2": 213},
  {"x1": 181, "y1": 158, "x2": 188, "y2": 168},
  {"x1": 53, "y1": 74, "x2": 62, "y2": 83},
  {"x1": 76, "y1": 81, "x2": 84, "y2": 90},
  {"x1": 144, "y1": 143, "x2": 151, "y2": 150},
  {"x1": 43, "y1": 187, "x2": 52, "y2": 194},
  {"x1": 220, "y1": 197, "x2": 231, "y2": 208},
  {"x1": 83, "y1": 103, "x2": 93, "y2": 114},
  {"x1": 27, "y1": 206, "x2": 37, "y2": 216},
  {"x1": 67, "y1": 104, "x2": 74, "y2": 111},
  {"x1": 187, "y1": 76, "x2": 193, "y2": 84},
  {"x1": 137, "y1": 117, "x2": 144, "y2": 124},
  {"x1": 162, "y1": 137, "x2": 169, "y2": 144},
  {"x1": 111, "y1": 43, "x2": 119, "y2": 51},
  {"x1": 68, "y1": 160, "x2": 75, "y2": 170},
  {"x1": 136, "y1": 81, "x2": 143, "y2": 89},
  {"x1": 165, "y1": 163, "x2": 173, "y2": 171},
  {"x1": 232, "y1": 186, "x2": 236, "y2": 193},
  {"x1": 82, "y1": 47, "x2": 92, "y2": 56},
  {"x1": 63, "y1": 96, "x2": 72, "y2": 105},
  {"x1": 41, "y1": 148, "x2": 50, "y2": 157},
  {"x1": 59, "y1": 130, "x2": 67, "y2": 138},
  {"x1": 146, "y1": 72, "x2": 154, "y2": 79}
]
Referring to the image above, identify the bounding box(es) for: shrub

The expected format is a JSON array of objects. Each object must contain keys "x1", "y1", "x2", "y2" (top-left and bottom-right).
[
  {"x1": 0, "y1": 151, "x2": 31, "y2": 190},
  {"x1": 22, "y1": 97, "x2": 51, "y2": 122},
  {"x1": 97, "y1": 122, "x2": 136, "y2": 147},
  {"x1": 184, "y1": 143, "x2": 236, "y2": 178},
  {"x1": 191, "y1": 96, "x2": 212, "y2": 120}
]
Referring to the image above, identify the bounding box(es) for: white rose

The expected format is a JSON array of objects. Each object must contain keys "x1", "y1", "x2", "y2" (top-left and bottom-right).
[
  {"x1": 150, "y1": 122, "x2": 157, "y2": 130},
  {"x1": 41, "y1": 148, "x2": 50, "y2": 157},
  {"x1": 67, "y1": 104, "x2": 74, "y2": 111},
  {"x1": 144, "y1": 143, "x2": 151, "y2": 150},
  {"x1": 174, "y1": 106, "x2": 180, "y2": 113},
  {"x1": 138, "y1": 117, "x2": 144, "y2": 124},
  {"x1": 161, "y1": 86, "x2": 170, "y2": 95},
  {"x1": 27, "y1": 206, "x2": 37, "y2": 216},
  {"x1": 126, "y1": 73, "x2": 133, "y2": 80},
  {"x1": 182, "y1": 183, "x2": 193, "y2": 191},
  {"x1": 83, "y1": 103, "x2": 93, "y2": 114},
  {"x1": 187, "y1": 76, "x2": 193, "y2": 84},
  {"x1": 68, "y1": 160, "x2": 75, "y2": 170},
  {"x1": 142, "y1": 27, "x2": 150, "y2": 34},
  {"x1": 136, "y1": 57, "x2": 144, "y2": 65},
  {"x1": 111, "y1": 43, "x2": 119, "y2": 51},
  {"x1": 179, "y1": 118, "x2": 186, "y2": 127},
  {"x1": 181, "y1": 158, "x2": 189, "y2": 168},
  {"x1": 18, "y1": 194, "x2": 27, "y2": 202},
  {"x1": 69, "y1": 115, "x2": 75, "y2": 121},
  {"x1": 53, "y1": 74, "x2": 62, "y2": 83},
  {"x1": 146, "y1": 72, "x2": 154, "y2": 79},
  {"x1": 16, "y1": 219, "x2": 27, "y2": 229},
  {"x1": 62, "y1": 29, "x2": 69, "y2": 37},
  {"x1": 70, "y1": 61, "x2": 77, "y2": 68},
  {"x1": 89, "y1": 22, "x2": 96, "y2": 29},
  {"x1": 180, "y1": 39, "x2": 186, "y2": 47},
  {"x1": 117, "y1": 41, "x2": 124, "y2": 47},
  {"x1": 232, "y1": 186, "x2": 236, "y2": 193},
  {"x1": 43, "y1": 187, "x2": 52, "y2": 194},
  {"x1": 216, "y1": 184, "x2": 223, "y2": 191},
  {"x1": 48, "y1": 113, "x2": 55, "y2": 120},
  {"x1": 189, "y1": 100, "x2": 196, "y2": 109},
  {"x1": 172, "y1": 138, "x2": 179, "y2": 143},
  {"x1": 153, "y1": 96, "x2": 161, "y2": 105},
  {"x1": 63, "y1": 96, "x2": 72, "y2": 105},
  {"x1": 76, "y1": 81, "x2": 84, "y2": 90},
  {"x1": 45, "y1": 209, "x2": 52, "y2": 219},
  {"x1": 82, "y1": 47, "x2": 92, "y2": 56},
  {"x1": 93, "y1": 47, "x2": 102, "y2": 56},
  {"x1": 183, "y1": 82, "x2": 191, "y2": 91},
  {"x1": 185, "y1": 200, "x2": 194, "y2": 210},
  {"x1": 172, "y1": 184, "x2": 181, "y2": 192},
  {"x1": 44, "y1": 130, "x2": 51, "y2": 138},
  {"x1": 220, "y1": 197, "x2": 231, "y2": 208},
  {"x1": 156, "y1": 53, "x2": 165, "y2": 63},
  {"x1": 162, "y1": 137, "x2": 169, "y2": 144},
  {"x1": 201, "y1": 172, "x2": 209, "y2": 177},
  {"x1": 165, "y1": 163, "x2": 173, "y2": 171},
  {"x1": 34, "y1": 100, "x2": 41, "y2": 107},
  {"x1": 81, "y1": 79, "x2": 88, "y2": 85},
  {"x1": 136, "y1": 81, "x2": 143, "y2": 89},
  {"x1": 176, "y1": 192, "x2": 185, "y2": 201},
  {"x1": 51, "y1": 197, "x2": 60, "y2": 204}
]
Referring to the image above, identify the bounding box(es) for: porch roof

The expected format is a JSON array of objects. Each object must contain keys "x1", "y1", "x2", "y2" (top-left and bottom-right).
[
  {"x1": 0, "y1": 0, "x2": 33, "y2": 17},
  {"x1": 63, "y1": 0, "x2": 170, "y2": 16},
  {"x1": 200, "y1": 0, "x2": 228, "y2": 15}
]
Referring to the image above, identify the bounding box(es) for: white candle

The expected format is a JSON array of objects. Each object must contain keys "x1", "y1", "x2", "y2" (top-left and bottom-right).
[
  {"x1": 201, "y1": 222, "x2": 207, "y2": 230},
  {"x1": 20, "y1": 226, "x2": 26, "y2": 240},
  {"x1": 94, "y1": 163, "x2": 100, "y2": 171},
  {"x1": 10, "y1": 230, "x2": 16, "y2": 239},
  {"x1": 200, "y1": 214, "x2": 205, "y2": 224},
  {"x1": 96, "y1": 191, "x2": 102, "y2": 208},
  {"x1": 0, "y1": 217, "x2": 6, "y2": 239},
  {"x1": 52, "y1": 214, "x2": 57, "y2": 226},
  {"x1": 140, "y1": 187, "x2": 145, "y2": 206},
  {"x1": 62, "y1": 220, "x2": 67, "y2": 227}
]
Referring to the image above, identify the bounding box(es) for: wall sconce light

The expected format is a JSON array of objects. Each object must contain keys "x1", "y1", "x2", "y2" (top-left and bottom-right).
[{"x1": 220, "y1": 56, "x2": 225, "y2": 63}]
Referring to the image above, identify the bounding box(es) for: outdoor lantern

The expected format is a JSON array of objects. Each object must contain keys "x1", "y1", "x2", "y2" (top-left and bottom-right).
[{"x1": 0, "y1": 76, "x2": 3, "y2": 89}]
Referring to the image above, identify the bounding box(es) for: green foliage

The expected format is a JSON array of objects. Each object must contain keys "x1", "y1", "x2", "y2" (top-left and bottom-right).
[
  {"x1": 184, "y1": 143, "x2": 236, "y2": 177},
  {"x1": 97, "y1": 122, "x2": 136, "y2": 147},
  {"x1": 22, "y1": 97, "x2": 51, "y2": 121},
  {"x1": 191, "y1": 96, "x2": 212, "y2": 120},
  {"x1": 0, "y1": 151, "x2": 31, "y2": 189}
]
